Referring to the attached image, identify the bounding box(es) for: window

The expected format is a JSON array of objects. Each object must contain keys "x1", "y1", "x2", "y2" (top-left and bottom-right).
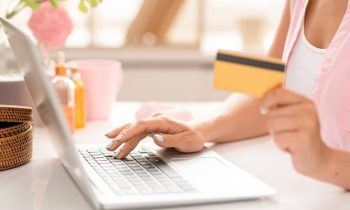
[{"x1": 1, "y1": 0, "x2": 286, "y2": 54}]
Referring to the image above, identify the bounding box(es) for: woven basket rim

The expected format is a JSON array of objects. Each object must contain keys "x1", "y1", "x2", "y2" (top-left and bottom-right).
[
  {"x1": 0, "y1": 122, "x2": 31, "y2": 138},
  {"x1": 0, "y1": 125, "x2": 32, "y2": 144},
  {"x1": 0, "y1": 122, "x2": 29, "y2": 131},
  {"x1": 0, "y1": 105, "x2": 32, "y2": 110},
  {"x1": 0, "y1": 105, "x2": 33, "y2": 123}
]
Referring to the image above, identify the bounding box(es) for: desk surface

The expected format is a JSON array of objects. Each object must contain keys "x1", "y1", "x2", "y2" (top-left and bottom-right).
[{"x1": 0, "y1": 102, "x2": 349, "y2": 210}]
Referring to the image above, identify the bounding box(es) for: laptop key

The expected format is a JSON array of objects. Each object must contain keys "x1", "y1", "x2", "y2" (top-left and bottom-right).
[
  {"x1": 87, "y1": 149, "x2": 100, "y2": 153},
  {"x1": 146, "y1": 157, "x2": 180, "y2": 178},
  {"x1": 90, "y1": 154, "x2": 103, "y2": 158},
  {"x1": 93, "y1": 157, "x2": 105, "y2": 161},
  {"x1": 141, "y1": 146, "x2": 152, "y2": 152},
  {"x1": 123, "y1": 155, "x2": 134, "y2": 161},
  {"x1": 88, "y1": 152, "x2": 101, "y2": 156},
  {"x1": 146, "y1": 152, "x2": 155, "y2": 156}
]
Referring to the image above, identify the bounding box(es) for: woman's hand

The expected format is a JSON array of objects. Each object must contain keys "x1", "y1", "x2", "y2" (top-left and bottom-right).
[
  {"x1": 261, "y1": 88, "x2": 332, "y2": 177},
  {"x1": 104, "y1": 115, "x2": 205, "y2": 159}
]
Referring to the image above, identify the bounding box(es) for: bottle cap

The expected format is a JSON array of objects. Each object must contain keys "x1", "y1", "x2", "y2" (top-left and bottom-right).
[
  {"x1": 69, "y1": 63, "x2": 79, "y2": 74},
  {"x1": 57, "y1": 51, "x2": 65, "y2": 65},
  {"x1": 55, "y1": 51, "x2": 67, "y2": 76}
]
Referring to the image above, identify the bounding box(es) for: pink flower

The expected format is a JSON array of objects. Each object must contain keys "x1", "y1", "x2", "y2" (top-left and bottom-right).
[{"x1": 28, "y1": 2, "x2": 73, "y2": 49}]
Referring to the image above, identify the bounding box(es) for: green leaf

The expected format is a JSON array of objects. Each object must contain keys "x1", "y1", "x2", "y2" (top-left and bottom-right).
[
  {"x1": 78, "y1": 0, "x2": 88, "y2": 13},
  {"x1": 86, "y1": 0, "x2": 98, "y2": 7},
  {"x1": 22, "y1": 0, "x2": 39, "y2": 9},
  {"x1": 50, "y1": 0, "x2": 58, "y2": 7}
]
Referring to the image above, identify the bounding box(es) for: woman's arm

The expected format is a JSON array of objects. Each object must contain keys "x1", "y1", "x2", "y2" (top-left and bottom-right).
[
  {"x1": 194, "y1": 0, "x2": 291, "y2": 143},
  {"x1": 105, "y1": 1, "x2": 292, "y2": 157},
  {"x1": 193, "y1": 94, "x2": 267, "y2": 142},
  {"x1": 268, "y1": 0, "x2": 291, "y2": 59},
  {"x1": 323, "y1": 149, "x2": 350, "y2": 190}
]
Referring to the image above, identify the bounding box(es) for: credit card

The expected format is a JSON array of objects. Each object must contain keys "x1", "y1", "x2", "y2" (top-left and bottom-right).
[{"x1": 213, "y1": 50, "x2": 285, "y2": 97}]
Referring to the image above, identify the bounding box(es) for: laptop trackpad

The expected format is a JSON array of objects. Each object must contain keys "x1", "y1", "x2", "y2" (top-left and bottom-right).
[{"x1": 171, "y1": 157, "x2": 242, "y2": 192}]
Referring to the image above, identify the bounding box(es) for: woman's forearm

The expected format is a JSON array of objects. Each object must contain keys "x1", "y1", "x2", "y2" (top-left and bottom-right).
[
  {"x1": 193, "y1": 1, "x2": 290, "y2": 143},
  {"x1": 319, "y1": 148, "x2": 350, "y2": 190},
  {"x1": 193, "y1": 93, "x2": 268, "y2": 143}
]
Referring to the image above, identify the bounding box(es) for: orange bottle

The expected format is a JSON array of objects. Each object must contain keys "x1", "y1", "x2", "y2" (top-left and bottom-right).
[
  {"x1": 70, "y1": 65, "x2": 86, "y2": 129},
  {"x1": 51, "y1": 52, "x2": 75, "y2": 132}
]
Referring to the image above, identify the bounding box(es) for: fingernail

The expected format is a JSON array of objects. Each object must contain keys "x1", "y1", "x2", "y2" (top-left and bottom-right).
[
  {"x1": 114, "y1": 133, "x2": 124, "y2": 141},
  {"x1": 105, "y1": 141, "x2": 114, "y2": 149},
  {"x1": 112, "y1": 149, "x2": 121, "y2": 159},
  {"x1": 260, "y1": 107, "x2": 268, "y2": 115},
  {"x1": 154, "y1": 134, "x2": 164, "y2": 143}
]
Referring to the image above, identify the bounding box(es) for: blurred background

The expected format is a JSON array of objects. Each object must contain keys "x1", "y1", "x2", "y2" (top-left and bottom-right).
[{"x1": 0, "y1": 0, "x2": 286, "y2": 102}]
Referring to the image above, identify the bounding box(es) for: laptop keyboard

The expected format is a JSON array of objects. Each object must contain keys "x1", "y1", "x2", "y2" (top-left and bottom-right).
[{"x1": 78, "y1": 146, "x2": 196, "y2": 195}]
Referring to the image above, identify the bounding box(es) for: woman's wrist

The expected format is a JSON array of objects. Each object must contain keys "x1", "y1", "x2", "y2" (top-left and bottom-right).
[
  {"x1": 190, "y1": 118, "x2": 219, "y2": 143},
  {"x1": 317, "y1": 146, "x2": 350, "y2": 190},
  {"x1": 319, "y1": 146, "x2": 337, "y2": 180}
]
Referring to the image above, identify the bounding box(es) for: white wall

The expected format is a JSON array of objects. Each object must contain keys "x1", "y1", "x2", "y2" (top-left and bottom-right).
[
  {"x1": 4, "y1": 48, "x2": 231, "y2": 102},
  {"x1": 118, "y1": 66, "x2": 230, "y2": 102}
]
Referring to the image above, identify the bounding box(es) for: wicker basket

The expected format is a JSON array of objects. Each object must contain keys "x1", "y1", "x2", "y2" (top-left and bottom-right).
[{"x1": 0, "y1": 105, "x2": 33, "y2": 170}]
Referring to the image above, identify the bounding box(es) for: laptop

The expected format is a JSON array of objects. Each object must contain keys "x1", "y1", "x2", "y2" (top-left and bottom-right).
[{"x1": 0, "y1": 18, "x2": 276, "y2": 209}]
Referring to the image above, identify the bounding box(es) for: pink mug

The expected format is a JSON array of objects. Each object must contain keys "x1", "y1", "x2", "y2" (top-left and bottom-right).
[{"x1": 69, "y1": 59, "x2": 123, "y2": 121}]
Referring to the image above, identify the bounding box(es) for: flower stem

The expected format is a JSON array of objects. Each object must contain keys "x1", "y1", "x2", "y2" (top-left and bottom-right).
[{"x1": 5, "y1": 0, "x2": 26, "y2": 19}]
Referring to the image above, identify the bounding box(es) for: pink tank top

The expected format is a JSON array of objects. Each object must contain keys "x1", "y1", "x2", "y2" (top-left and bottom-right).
[{"x1": 283, "y1": 0, "x2": 350, "y2": 151}]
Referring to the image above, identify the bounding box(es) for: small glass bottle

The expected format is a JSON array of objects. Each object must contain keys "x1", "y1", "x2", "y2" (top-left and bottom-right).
[
  {"x1": 51, "y1": 52, "x2": 75, "y2": 132},
  {"x1": 69, "y1": 65, "x2": 86, "y2": 129}
]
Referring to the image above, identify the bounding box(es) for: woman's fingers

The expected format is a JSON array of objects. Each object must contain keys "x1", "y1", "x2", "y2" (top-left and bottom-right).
[
  {"x1": 151, "y1": 112, "x2": 163, "y2": 118},
  {"x1": 151, "y1": 133, "x2": 179, "y2": 149},
  {"x1": 116, "y1": 117, "x2": 186, "y2": 143},
  {"x1": 105, "y1": 124, "x2": 133, "y2": 150},
  {"x1": 261, "y1": 88, "x2": 307, "y2": 112},
  {"x1": 105, "y1": 138, "x2": 123, "y2": 151},
  {"x1": 116, "y1": 136, "x2": 146, "y2": 159},
  {"x1": 268, "y1": 116, "x2": 299, "y2": 133},
  {"x1": 267, "y1": 104, "x2": 299, "y2": 118},
  {"x1": 267, "y1": 103, "x2": 318, "y2": 131},
  {"x1": 105, "y1": 116, "x2": 189, "y2": 156},
  {"x1": 110, "y1": 132, "x2": 182, "y2": 159},
  {"x1": 272, "y1": 131, "x2": 297, "y2": 153},
  {"x1": 105, "y1": 123, "x2": 131, "y2": 139},
  {"x1": 152, "y1": 132, "x2": 204, "y2": 153}
]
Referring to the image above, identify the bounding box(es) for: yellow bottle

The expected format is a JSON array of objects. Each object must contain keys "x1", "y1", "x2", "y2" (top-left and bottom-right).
[
  {"x1": 70, "y1": 65, "x2": 86, "y2": 129},
  {"x1": 51, "y1": 52, "x2": 75, "y2": 132}
]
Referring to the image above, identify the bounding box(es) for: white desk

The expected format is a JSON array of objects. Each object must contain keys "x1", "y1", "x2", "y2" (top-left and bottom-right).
[{"x1": 0, "y1": 102, "x2": 349, "y2": 210}]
